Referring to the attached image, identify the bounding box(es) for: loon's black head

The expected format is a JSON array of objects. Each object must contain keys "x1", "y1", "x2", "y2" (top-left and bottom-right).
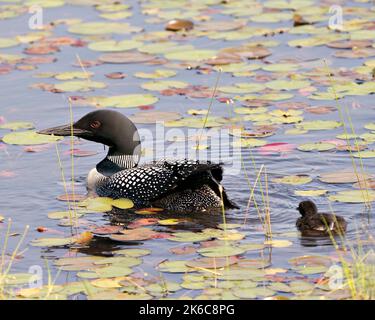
[
  {"x1": 297, "y1": 200, "x2": 318, "y2": 217},
  {"x1": 39, "y1": 109, "x2": 141, "y2": 158}
]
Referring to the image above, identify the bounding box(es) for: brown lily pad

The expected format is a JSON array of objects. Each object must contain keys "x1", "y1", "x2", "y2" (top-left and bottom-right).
[
  {"x1": 306, "y1": 106, "x2": 336, "y2": 114},
  {"x1": 165, "y1": 19, "x2": 194, "y2": 31},
  {"x1": 110, "y1": 228, "x2": 159, "y2": 242},
  {"x1": 326, "y1": 40, "x2": 373, "y2": 49},
  {"x1": 353, "y1": 179, "x2": 375, "y2": 190},
  {"x1": 319, "y1": 170, "x2": 372, "y2": 184},
  {"x1": 99, "y1": 52, "x2": 155, "y2": 64},
  {"x1": 170, "y1": 246, "x2": 197, "y2": 255},
  {"x1": 129, "y1": 111, "x2": 181, "y2": 124},
  {"x1": 91, "y1": 226, "x2": 124, "y2": 235}
]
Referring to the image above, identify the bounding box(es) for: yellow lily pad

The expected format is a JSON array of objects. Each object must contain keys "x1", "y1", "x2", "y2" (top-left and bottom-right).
[{"x1": 273, "y1": 175, "x2": 312, "y2": 185}]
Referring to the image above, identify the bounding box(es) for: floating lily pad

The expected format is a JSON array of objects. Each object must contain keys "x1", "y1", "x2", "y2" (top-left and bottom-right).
[
  {"x1": 165, "y1": 49, "x2": 217, "y2": 61},
  {"x1": 146, "y1": 281, "x2": 181, "y2": 294},
  {"x1": 186, "y1": 256, "x2": 238, "y2": 269},
  {"x1": 297, "y1": 142, "x2": 336, "y2": 152},
  {"x1": 294, "y1": 190, "x2": 328, "y2": 197},
  {"x1": 158, "y1": 260, "x2": 194, "y2": 273},
  {"x1": 0, "y1": 121, "x2": 34, "y2": 131},
  {"x1": 197, "y1": 245, "x2": 246, "y2": 258},
  {"x1": 111, "y1": 198, "x2": 134, "y2": 209},
  {"x1": 134, "y1": 69, "x2": 176, "y2": 79},
  {"x1": 266, "y1": 80, "x2": 310, "y2": 90},
  {"x1": 94, "y1": 256, "x2": 141, "y2": 267},
  {"x1": 233, "y1": 287, "x2": 275, "y2": 299},
  {"x1": 353, "y1": 150, "x2": 375, "y2": 158},
  {"x1": 264, "y1": 239, "x2": 293, "y2": 248},
  {"x1": 115, "y1": 249, "x2": 151, "y2": 257},
  {"x1": 0, "y1": 37, "x2": 19, "y2": 48},
  {"x1": 68, "y1": 22, "x2": 141, "y2": 35},
  {"x1": 111, "y1": 228, "x2": 159, "y2": 241},
  {"x1": 296, "y1": 121, "x2": 343, "y2": 131},
  {"x1": 319, "y1": 171, "x2": 372, "y2": 184},
  {"x1": 31, "y1": 237, "x2": 76, "y2": 247},
  {"x1": 54, "y1": 81, "x2": 107, "y2": 92},
  {"x1": 88, "y1": 94, "x2": 158, "y2": 108},
  {"x1": 88, "y1": 40, "x2": 143, "y2": 52},
  {"x1": 2, "y1": 131, "x2": 63, "y2": 145},
  {"x1": 273, "y1": 175, "x2": 312, "y2": 185},
  {"x1": 168, "y1": 232, "x2": 213, "y2": 243},
  {"x1": 328, "y1": 190, "x2": 375, "y2": 203}
]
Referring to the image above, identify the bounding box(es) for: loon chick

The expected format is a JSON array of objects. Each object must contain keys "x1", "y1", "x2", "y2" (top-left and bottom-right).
[
  {"x1": 39, "y1": 110, "x2": 238, "y2": 213},
  {"x1": 296, "y1": 200, "x2": 347, "y2": 236}
]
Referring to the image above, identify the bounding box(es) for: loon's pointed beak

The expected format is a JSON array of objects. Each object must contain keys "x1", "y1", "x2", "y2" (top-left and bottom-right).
[{"x1": 38, "y1": 123, "x2": 91, "y2": 137}]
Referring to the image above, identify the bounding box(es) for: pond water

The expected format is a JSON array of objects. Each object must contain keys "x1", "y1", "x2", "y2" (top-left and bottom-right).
[{"x1": 0, "y1": 0, "x2": 374, "y2": 299}]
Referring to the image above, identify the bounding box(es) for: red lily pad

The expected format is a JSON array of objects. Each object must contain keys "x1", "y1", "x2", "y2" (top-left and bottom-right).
[{"x1": 259, "y1": 143, "x2": 296, "y2": 155}]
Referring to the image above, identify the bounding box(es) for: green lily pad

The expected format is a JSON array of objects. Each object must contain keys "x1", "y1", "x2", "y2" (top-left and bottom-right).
[
  {"x1": 158, "y1": 260, "x2": 194, "y2": 273},
  {"x1": 296, "y1": 120, "x2": 343, "y2": 131},
  {"x1": 88, "y1": 40, "x2": 143, "y2": 52},
  {"x1": 328, "y1": 190, "x2": 375, "y2": 203},
  {"x1": 141, "y1": 80, "x2": 188, "y2": 91},
  {"x1": 273, "y1": 175, "x2": 312, "y2": 185},
  {"x1": 96, "y1": 265, "x2": 133, "y2": 278},
  {"x1": 232, "y1": 138, "x2": 267, "y2": 148},
  {"x1": 31, "y1": 237, "x2": 76, "y2": 247},
  {"x1": 215, "y1": 268, "x2": 266, "y2": 281},
  {"x1": 0, "y1": 121, "x2": 34, "y2": 131},
  {"x1": 353, "y1": 150, "x2": 375, "y2": 158},
  {"x1": 364, "y1": 122, "x2": 375, "y2": 131},
  {"x1": 165, "y1": 49, "x2": 217, "y2": 61},
  {"x1": 266, "y1": 80, "x2": 310, "y2": 90},
  {"x1": 197, "y1": 245, "x2": 246, "y2": 258},
  {"x1": 0, "y1": 37, "x2": 19, "y2": 48},
  {"x1": 233, "y1": 287, "x2": 275, "y2": 299},
  {"x1": 55, "y1": 71, "x2": 93, "y2": 80},
  {"x1": 88, "y1": 94, "x2": 159, "y2": 108},
  {"x1": 68, "y1": 22, "x2": 141, "y2": 35},
  {"x1": 297, "y1": 142, "x2": 336, "y2": 152},
  {"x1": 294, "y1": 189, "x2": 328, "y2": 197},
  {"x1": 111, "y1": 198, "x2": 134, "y2": 209},
  {"x1": 168, "y1": 232, "x2": 213, "y2": 243},
  {"x1": 47, "y1": 210, "x2": 85, "y2": 220},
  {"x1": 294, "y1": 265, "x2": 328, "y2": 275},
  {"x1": 146, "y1": 281, "x2": 181, "y2": 294},
  {"x1": 262, "y1": 63, "x2": 299, "y2": 72},
  {"x1": 54, "y1": 81, "x2": 107, "y2": 92},
  {"x1": 289, "y1": 281, "x2": 315, "y2": 293},
  {"x1": 1, "y1": 273, "x2": 39, "y2": 286},
  {"x1": 134, "y1": 69, "x2": 176, "y2": 79},
  {"x1": 94, "y1": 256, "x2": 141, "y2": 267},
  {"x1": 2, "y1": 131, "x2": 63, "y2": 145},
  {"x1": 268, "y1": 282, "x2": 293, "y2": 293},
  {"x1": 115, "y1": 249, "x2": 151, "y2": 257}
]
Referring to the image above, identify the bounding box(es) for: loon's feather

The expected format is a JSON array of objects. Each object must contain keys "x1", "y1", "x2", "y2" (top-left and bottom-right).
[{"x1": 96, "y1": 159, "x2": 238, "y2": 210}]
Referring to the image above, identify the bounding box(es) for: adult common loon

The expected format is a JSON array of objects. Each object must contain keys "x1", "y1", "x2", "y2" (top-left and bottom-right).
[{"x1": 39, "y1": 110, "x2": 238, "y2": 213}]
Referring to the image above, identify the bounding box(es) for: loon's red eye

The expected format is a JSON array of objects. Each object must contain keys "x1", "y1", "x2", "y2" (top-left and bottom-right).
[{"x1": 90, "y1": 121, "x2": 101, "y2": 129}]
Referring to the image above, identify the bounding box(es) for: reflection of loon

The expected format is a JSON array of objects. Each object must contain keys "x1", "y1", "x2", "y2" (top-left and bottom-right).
[{"x1": 39, "y1": 110, "x2": 238, "y2": 213}]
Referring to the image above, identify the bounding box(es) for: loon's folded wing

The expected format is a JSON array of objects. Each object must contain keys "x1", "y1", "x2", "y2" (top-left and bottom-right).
[{"x1": 96, "y1": 159, "x2": 224, "y2": 205}]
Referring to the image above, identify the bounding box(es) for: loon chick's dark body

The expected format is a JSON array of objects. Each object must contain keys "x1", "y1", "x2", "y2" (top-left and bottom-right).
[
  {"x1": 296, "y1": 200, "x2": 347, "y2": 236},
  {"x1": 39, "y1": 110, "x2": 238, "y2": 213}
]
